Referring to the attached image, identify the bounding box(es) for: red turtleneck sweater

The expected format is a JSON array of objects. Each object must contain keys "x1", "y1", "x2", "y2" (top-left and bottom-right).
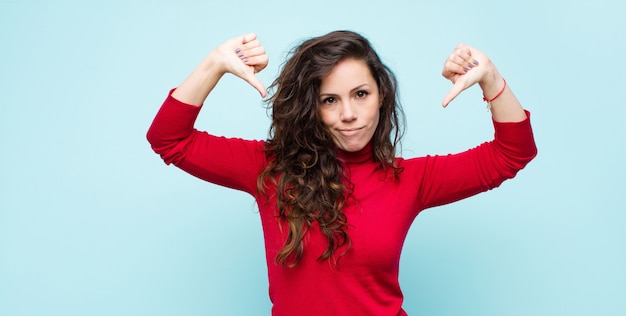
[{"x1": 147, "y1": 90, "x2": 537, "y2": 315}]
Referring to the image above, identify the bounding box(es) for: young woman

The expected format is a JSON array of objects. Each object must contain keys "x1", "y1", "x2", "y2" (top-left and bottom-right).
[{"x1": 147, "y1": 30, "x2": 536, "y2": 315}]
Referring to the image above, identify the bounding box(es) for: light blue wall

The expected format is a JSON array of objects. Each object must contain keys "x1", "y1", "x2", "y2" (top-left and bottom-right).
[{"x1": 1, "y1": 1, "x2": 624, "y2": 315}]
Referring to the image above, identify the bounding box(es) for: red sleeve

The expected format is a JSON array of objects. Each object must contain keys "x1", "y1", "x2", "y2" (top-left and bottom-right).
[
  {"x1": 146, "y1": 90, "x2": 267, "y2": 195},
  {"x1": 411, "y1": 111, "x2": 537, "y2": 209}
]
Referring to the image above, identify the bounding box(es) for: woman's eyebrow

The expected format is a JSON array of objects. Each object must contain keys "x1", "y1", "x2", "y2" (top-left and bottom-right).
[{"x1": 319, "y1": 84, "x2": 370, "y2": 97}]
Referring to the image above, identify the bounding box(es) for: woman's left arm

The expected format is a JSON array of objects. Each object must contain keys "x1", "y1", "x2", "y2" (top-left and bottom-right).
[
  {"x1": 441, "y1": 43, "x2": 527, "y2": 123},
  {"x1": 413, "y1": 44, "x2": 537, "y2": 210}
]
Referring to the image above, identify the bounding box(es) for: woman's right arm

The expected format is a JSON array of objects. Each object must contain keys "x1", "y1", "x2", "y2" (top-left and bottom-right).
[{"x1": 146, "y1": 33, "x2": 269, "y2": 193}]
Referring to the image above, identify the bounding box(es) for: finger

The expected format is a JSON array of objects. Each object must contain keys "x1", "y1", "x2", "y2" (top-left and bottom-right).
[
  {"x1": 243, "y1": 32, "x2": 257, "y2": 44},
  {"x1": 454, "y1": 44, "x2": 471, "y2": 60},
  {"x1": 442, "y1": 60, "x2": 469, "y2": 80},
  {"x1": 242, "y1": 54, "x2": 269, "y2": 73},
  {"x1": 442, "y1": 52, "x2": 471, "y2": 77},
  {"x1": 241, "y1": 39, "x2": 261, "y2": 52},
  {"x1": 442, "y1": 79, "x2": 465, "y2": 107},
  {"x1": 239, "y1": 46, "x2": 266, "y2": 60},
  {"x1": 452, "y1": 44, "x2": 479, "y2": 70},
  {"x1": 449, "y1": 53, "x2": 466, "y2": 65},
  {"x1": 243, "y1": 73, "x2": 267, "y2": 98}
]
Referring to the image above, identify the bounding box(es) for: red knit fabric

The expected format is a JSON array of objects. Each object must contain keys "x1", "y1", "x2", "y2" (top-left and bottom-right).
[{"x1": 147, "y1": 90, "x2": 537, "y2": 315}]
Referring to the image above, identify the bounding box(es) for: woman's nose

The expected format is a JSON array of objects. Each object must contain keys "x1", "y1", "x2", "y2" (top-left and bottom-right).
[{"x1": 339, "y1": 101, "x2": 357, "y2": 122}]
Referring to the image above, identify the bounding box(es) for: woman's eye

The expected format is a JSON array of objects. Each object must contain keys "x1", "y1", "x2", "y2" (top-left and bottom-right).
[
  {"x1": 322, "y1": 97, "x2": 335, "y2": 104},
  {"x1": 356, "y1": 90, "x2": 368, "y2": 98}
]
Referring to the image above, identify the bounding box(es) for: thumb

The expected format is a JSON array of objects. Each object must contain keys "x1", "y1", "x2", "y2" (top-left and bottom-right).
[
  {"x1": 243, "y1": 73, "x2": 267, "y2": 98},
  {"x1": 442, "y1": 79, "x2": 465, "y2": 107}
]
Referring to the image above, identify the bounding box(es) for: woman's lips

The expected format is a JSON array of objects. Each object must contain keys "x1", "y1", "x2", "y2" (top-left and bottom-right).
[{"x1": 337, "y1": 127, "x2": 363, "y2": 136}]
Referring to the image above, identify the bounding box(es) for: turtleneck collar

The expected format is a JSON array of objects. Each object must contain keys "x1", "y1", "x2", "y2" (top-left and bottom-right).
[{"x1": 336, "y1": 141, "x2": 374, "y2": 165}]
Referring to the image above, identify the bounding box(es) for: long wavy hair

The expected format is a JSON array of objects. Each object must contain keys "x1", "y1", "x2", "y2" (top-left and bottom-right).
[{"x1": 257, "y1": 30, "x2": 405, "y2": 268}]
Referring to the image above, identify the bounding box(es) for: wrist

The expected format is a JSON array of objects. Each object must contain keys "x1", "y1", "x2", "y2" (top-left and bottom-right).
[
  {"x1": 478, "y1": 66, "x2": 504, "y2": 98},
  {"x1": 200, "y1": 50, "x2": 228, "y2": 76}
]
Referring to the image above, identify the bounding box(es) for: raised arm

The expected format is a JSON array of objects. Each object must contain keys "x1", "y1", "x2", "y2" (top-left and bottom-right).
[
  {"x1": 172, "y1": 33, "x2": 269, "y2": 106},
  {"x1": 411, "y1": 44, "x2": 537, "y2": 210},
  {"x1": 146, "y1": 34, "x2": 269, "y2": 193},
  {"x1": 441, "y1": 43, "x2": 526, "y2": 123}
]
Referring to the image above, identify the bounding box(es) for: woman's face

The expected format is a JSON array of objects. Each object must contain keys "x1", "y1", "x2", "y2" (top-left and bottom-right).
[{"x1": 318, "y1": 58, "x2": 381, "y2": 152}]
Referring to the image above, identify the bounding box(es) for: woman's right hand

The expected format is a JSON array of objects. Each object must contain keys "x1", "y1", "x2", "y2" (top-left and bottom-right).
[
  {"x1": 214, "y1": 33, "x2": 269, "y2": 97},
  {"x1": 172, "y1": 33, "x2": 268, "y2": 105}
]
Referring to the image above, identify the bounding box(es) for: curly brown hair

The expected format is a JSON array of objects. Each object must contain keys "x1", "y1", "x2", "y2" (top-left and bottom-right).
[{"x1": 257, "y1": 30, "x2": 405, "y2": 268}]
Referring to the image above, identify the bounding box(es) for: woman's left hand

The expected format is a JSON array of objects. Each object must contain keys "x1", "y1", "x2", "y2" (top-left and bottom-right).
[{"x1": 441, "y1": 43, "x2": 499, "y2": 107}]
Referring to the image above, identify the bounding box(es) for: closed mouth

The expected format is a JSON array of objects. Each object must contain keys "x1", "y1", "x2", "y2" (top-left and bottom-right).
[{"x1": 337, "y1": 127, "x2": 364, "y2": 136}]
